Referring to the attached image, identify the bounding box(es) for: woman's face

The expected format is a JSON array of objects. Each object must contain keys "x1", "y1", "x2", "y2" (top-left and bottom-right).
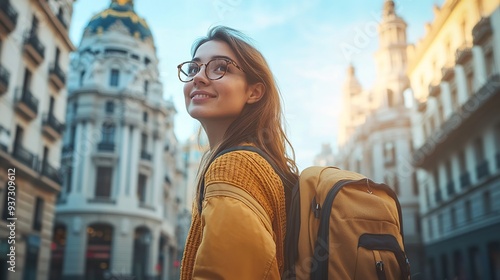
[{"x1": 184, "y1": 40, "x2": 259, "y2": 127}]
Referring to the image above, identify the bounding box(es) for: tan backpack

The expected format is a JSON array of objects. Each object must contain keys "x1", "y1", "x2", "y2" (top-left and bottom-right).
[
  {"x1": 283, "y1": 166, "x2": 411, "y2": 280},
  {"x1": 200, "y1": 147, "x2": 411, "y2": 280}
]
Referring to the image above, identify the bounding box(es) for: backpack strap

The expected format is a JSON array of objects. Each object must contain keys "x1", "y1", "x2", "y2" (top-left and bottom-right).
[{"x1": 197, "y1": 146, "x2": 284, "y2": 215}]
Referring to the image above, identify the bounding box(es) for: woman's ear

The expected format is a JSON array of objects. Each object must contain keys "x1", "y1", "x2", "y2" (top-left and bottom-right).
[{"x1": 246, "y1": 82, "x2": 265, "y2": 104}]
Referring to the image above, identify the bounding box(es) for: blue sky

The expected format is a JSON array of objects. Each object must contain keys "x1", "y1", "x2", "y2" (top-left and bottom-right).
[{"x1": 69, "y1": 0, "x2": 444, "y2": 169}]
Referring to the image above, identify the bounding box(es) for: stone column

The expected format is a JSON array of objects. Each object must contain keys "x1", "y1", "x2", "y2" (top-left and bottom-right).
[
  {"x1": 151, "y1": 137, "x2": 163, "y2": 207},
  {"x1": 117, "y1": 125, "x2": 130, "y2": 197},
  {"x1": 62, "y1": 217, "x2": 86, "y2": 280},
  {"x1": 110, "y1": 218, "x2": 134, "y2": 276},
  {"x1": 454, "y1": 65, "x2": 469, "y2": 104},
  {"x1": 472, "y1": 46, "x2": 487, "y2": 87},
  {"x1": 127, "y1": 126, "x2": 140, "y2": 196},
  {"x1": 440, "y1": 82, "x2": 453, "y2": 120},
  {"x1": 80, "y1": 122, "x2": 94, "y2": 198}
]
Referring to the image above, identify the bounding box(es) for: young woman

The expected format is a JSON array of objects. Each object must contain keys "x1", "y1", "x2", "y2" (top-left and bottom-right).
[{"x1": 178, "y1": 26, "x2": 298, "y2": 279}]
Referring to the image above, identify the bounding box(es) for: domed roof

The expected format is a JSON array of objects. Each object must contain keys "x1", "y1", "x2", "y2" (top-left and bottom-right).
[{"x1": 84, "y1": 0, "x2": 152, "y2": 41}]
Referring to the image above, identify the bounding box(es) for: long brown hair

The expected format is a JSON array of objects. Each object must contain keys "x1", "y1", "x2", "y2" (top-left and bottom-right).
[{"x1": 193, "y1": 26, "x2": 298, "y2": 204}]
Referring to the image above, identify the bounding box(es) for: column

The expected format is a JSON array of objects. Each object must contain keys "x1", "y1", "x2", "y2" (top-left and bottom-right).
[
  {"x1": 110, "y1": 218, "x2": 134, "y2": 275},
  {"x1": 127, "y1": 126, "x2": 140, "y2": 196},
  {"x1": 440, "y1": 83, "x2": 453, "y2": 120},
  {"x1": 454, "y1": 65, "x2": 469, "y2": 104},
  {"x1": 117, "y1": 125, "x2": 130, "y2": 197},
  {"x1": 472, "y1": 46, "x2": 487, "y2": 87},
  {"x1": 70, "y1": 123, "x2": 83, "y2": 196},
  {"x1": 62, "y1": 217, "x2": 86, "y2": 280},
  {"x1": 80, "y1": 122, "x2": 94, "y2": 198},
  {"x1": 150, "y1": 137, "x2": 163, "y2": 208}
]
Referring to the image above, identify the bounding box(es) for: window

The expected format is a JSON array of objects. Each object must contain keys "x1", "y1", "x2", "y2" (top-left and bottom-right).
[
  {"x1": 450, "y1": 207, "x2": 456, "y2": 229},
  {"x1": 73, "y1": 101, "x2": 78, "y2": 113},
  {"x1": 469, "y1": 247, "x2": 484, "y2": 279},
  {"x1": 33, "y1": 197, "x2": 44, "y2": 231},
  {"x1": 438, "y1": 213, "x2": 443, "y2": 235},
  {"x1": 101, "y1": 122, "x2": 115, "y2": 143},
  {"x1": 412, "y1": 173, "x2": 419, "y2": 195},
  {"x1": 141, "y1": 133, "x2": 147, "y2": 151},
  {"x1": 95, "y1": 167, "x2": 112, "y2": 198},
  {"x1": 393, "y1": 176, "x2": 399, "y2": 196},
  {"x1": 144, "y1": 80, "x2": 149, "y2": 94},
  {"x1": 69, "y1": 125, "x2": 76, "y2": 149},
  {"x1": 474, "y1": 138, "x2": 485, "y2": 162},
  {"x1": 450, "y1": 86, "x2": 458, "y2": 111},
  {"x1": 105, "y1": 101, "x2": 114, "y2": 113},
  {"x1": 79, "y1": 70, "x2": 85, "y2": 86},
  {"x1": 137, "y1": 174, "x2": 147, "y2": 204},
  {"x1": 465, "y1": 200, "x2": 472, "y2": 222},
  {"x1": 485, "y1": 51, "x2": 496, "y2": 77},
  {"x1": 441, "y1": 254, "x2": 449, "y2": 280},
  {"x1": 143, "y1": 112, "x2": 148, "y2": 122},
  {"x1": 109, "y1": 69, "x2": 119, "y2": 87},
  {"x1": 65, "y1": 166, "x2": 73, "y2": 194},
  {"x1": 483, "y1": 191, "x2": 491, "y2": 214},
  {"x1": 54, "y1": 47, "x2": 60, "y2": 64},
  {"x1": 384, "y1": 142, "x2": 396, "y2": 166},
  {"x1": 458, "y1": 150, "x2": 467, "y2": 173}
]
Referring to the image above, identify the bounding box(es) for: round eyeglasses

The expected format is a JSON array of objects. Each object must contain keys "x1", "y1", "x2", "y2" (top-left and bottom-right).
[{"x1": 177, "y1": 58, "x2": 244, "y2": 82}]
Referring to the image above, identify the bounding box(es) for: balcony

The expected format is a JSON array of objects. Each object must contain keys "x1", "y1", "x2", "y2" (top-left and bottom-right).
[
  {"x1": 15, "y1": 88, "x2": 39, "y2": 120},
  {"x1": 460, "y1": 172, "x2": 471, "y2": 189},
  {"x1": 413, "y1": 75, "x2": 500, "y2": 168},
  {"x1": 97, "y1": 142, "x2": 115, "y2": 152},
  {"x1": 23, "y1": 33, "x2": 45, "y2": 66},
  {"x1": 12, "y1": 145, "x2": 38, "y2": 170},
  {"x1": 0, "y1": 64, "x2": 10, "y2": 95},
  {"x1": 49, "y1": 63, "x2": 66, "y2": 90},
  {"x1": 473, "y1": 17, "x2": 492, "y2": 45},
  {"x1": 140, "y1": 150, "x2": 152, "y2": 161},
  {"x1": 41, "y1": 161, "x2": 62, "y2": 184},
  {"x1": 476, "y1": 160, "x2": 490, "y2": 180},
  {"x1": 455, "y1": 43, "x2": 472, "y2": 65},
  {"x1": 446, "y1": 181, "x2": 455, "y2": 196},
  {"x1": 42, "y1": 113, "x2": 64, "y2": 140},
  {"x1": 0, "y1": 0, "x2": 18, "y2": 34}
]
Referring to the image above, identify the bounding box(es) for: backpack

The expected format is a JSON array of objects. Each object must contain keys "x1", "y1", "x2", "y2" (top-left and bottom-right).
[{"x1": 200, "y1": 146, "x2": 411, "y2": 280}]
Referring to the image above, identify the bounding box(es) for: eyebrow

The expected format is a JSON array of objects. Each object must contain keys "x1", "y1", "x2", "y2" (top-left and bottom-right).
[{"x1": 192, "y1": 55, "x2": 235, "y2": 62}]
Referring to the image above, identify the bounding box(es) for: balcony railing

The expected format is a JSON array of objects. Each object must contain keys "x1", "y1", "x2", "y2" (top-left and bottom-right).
[
  {"x1": 23, "y1": 32, "x2": 45, "y2": 65},
  {"x1": 140, "y1": 150, "x2": 152, "y2": 161},
  {"x1": 97, "y1": 142, "x2": 115, "y2": 152},
  {"x1": 49, "y1": 63, "x2": 66, "y2": 90},
  {"x1": 460, "y1": 172, "x2": 471, "y2": 189},
  {"x1": 16, "y1": 88, "x2": 39, "y2": 120},
  {"x1": 473, "y1": 16, "x2": 492, "y2": 45},
  {"x1": 0, "y1": 64, "x2": 9, "y2": 94},
  {"x1": 0, "y1": 0, "x2": 18, "y2": 34},
  {"x1": 441, "y1": 66, "x2": 454, "y2": 81},
  {"x1": 12, "y1": 145, "x2": 37, "y2": 169},
  {"x1": 476, "y1": 160, "x2": 490, "y2": 180},
  {"x1": 41, "y1": 161, "x2": 62, "y2": 184},
  {"x1": 446, "y1": 181, "x2": 455, "y2": 196},
  {"x1": 42, "y1": 113, "x2": 65, "y2": 139},
  {"x1": 428, "y1": 83, "x2": 441, "y2": 97},
  {"x1": 455, "y1": 43, "x2": 473, "y2": 65}
]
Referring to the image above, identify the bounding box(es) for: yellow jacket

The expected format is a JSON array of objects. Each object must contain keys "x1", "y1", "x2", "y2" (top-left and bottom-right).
[{"x1": 180, "y1": 150, "x2": 287, "y2": 280}]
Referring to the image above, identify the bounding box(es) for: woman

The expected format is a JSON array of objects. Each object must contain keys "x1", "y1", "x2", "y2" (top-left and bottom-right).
[{"x1": 178, "y1": 26, "x2": 298, "y2": 279}]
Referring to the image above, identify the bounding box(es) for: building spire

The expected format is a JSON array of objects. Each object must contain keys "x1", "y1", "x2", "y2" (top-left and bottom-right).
[
  {"x1": 111, "y1": 0, "x2": 134, "y2": 7},
  {"x1": 383, "y1": 0, "x2": 396, "y2": 17}
]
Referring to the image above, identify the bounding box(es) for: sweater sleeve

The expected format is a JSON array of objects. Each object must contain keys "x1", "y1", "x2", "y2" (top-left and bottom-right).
[{"x1": 192, "y1": 182, "x2": 281, "y2": 280}]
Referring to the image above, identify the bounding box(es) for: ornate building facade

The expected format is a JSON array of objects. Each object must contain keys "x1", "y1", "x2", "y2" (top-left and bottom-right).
[
  {"x1": 408, "y1": 0, "x2": 500, "y2": 279},
  {"x1": 333, "y1": 0, "x2": 423, "y2": 276},
  {"x1": 49, "y1": 1, "x2": 181, "y2": 279},
  {"x1": 0, "y1": 0, "x2": 75, "y2": 279}
]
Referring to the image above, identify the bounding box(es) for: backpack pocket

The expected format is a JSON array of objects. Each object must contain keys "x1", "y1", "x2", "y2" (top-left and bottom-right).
[{"x1": 354, "y1": 233, "x2": 410, "y2": 280}]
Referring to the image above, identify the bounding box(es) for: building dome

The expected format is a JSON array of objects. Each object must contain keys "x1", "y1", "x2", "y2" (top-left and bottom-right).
[{"x1": 83, "y1": 0, "x2": 152, "y2": 41}]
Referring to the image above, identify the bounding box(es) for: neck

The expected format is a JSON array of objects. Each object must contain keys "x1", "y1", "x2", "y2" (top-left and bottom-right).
[{"x1": 200, "y1": 119, "x2": 234, "y2": 150}]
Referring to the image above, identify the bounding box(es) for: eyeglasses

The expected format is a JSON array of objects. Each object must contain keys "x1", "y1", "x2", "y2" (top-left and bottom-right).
[{"x1": 177, "y1": 58, "x2": 244, "y2": 82}]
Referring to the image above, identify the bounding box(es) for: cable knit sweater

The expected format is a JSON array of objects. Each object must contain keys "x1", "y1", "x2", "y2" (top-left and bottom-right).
[{"x1": 180, "y1": 150, "x2": 286, "y2": 279}]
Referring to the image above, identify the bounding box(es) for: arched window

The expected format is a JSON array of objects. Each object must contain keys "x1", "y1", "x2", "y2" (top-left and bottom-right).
[
  {"x1": 49, "y1": 224, "x2": 67, "y2": 279},
  {"x1": 133, "y1": 227, "x2": 152, "y2": 279}
]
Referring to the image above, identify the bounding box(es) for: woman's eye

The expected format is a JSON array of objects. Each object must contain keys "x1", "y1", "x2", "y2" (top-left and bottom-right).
[
  {"x1": 212, "y1": 62, "x2": 228, "y2": 73},
  {"x1": 187, "y1": 65, "x2": 199, "y2": 75}
]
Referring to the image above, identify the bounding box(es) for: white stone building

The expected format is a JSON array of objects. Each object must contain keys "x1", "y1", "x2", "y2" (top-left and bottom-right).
[
  {"x1": 333, "y1": 0, "x2": 423, "y2": 275},
  {"x1": 0, "y1": 0, "x2": 75, "y2": 279},
  {"x1": 49, "y1": 1, "x2": 181, "y2": 279},
  {"x1": 408, "y1": 0, "x2": 500, "y2": 279}
]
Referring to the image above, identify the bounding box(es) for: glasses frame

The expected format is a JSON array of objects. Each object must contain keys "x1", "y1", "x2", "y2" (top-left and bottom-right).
[{"x1": 177, "y1": 58, "x2": 244, "y2": 83}]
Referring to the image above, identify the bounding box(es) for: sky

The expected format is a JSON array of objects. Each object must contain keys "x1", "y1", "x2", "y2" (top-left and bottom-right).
[{"x1": 69, "y1": 0, "x2": 445, "y2": 170}]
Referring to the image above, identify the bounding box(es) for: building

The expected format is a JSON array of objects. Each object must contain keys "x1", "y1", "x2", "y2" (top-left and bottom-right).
[
  {"x1": 333, "y1": 0, "x2": 423, "y2": 276},
  {"x1": 49, "y1": 0, "x2": 181, "y2": 279},
  {"x1": 408, "y1": 0, "x2": 500, "y2": 278},
  {"x1": 0, "y1": 0, "x2": 75, "y2": 279}
]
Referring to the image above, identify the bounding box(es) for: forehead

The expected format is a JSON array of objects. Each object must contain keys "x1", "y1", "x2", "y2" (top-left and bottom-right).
[{"x1": 193, "y1": 40, "x2": 239, "y2": 63}]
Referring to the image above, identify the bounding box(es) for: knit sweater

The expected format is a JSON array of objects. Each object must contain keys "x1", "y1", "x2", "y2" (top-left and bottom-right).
[{"x1": 180, "y1": 150, "x2": 287, "y2": 279}]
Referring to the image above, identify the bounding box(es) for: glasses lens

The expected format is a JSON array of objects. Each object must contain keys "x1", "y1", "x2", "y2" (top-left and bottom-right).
[
  {"x1": 180, "y1": 62, "x2": 199, "y2": 81},
  {"x1": 207, "y1": 59, "x2": 229, "y2": 80}
]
